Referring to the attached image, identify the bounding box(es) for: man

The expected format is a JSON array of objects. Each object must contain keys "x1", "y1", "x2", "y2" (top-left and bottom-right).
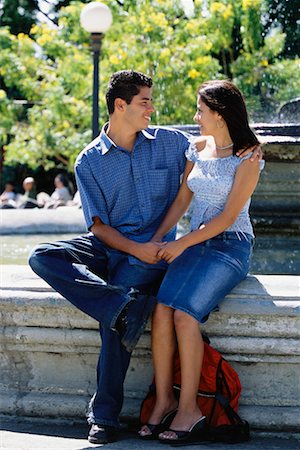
[
  {"x1": 29, "y1": 70, "x2": 260, "y2": 444},
  {"x1": 18, "y1": 177, "x2": 39, "y2": 208},
  {"x1": 29, "y1": 70, "x2": 188, "y2": 444}
]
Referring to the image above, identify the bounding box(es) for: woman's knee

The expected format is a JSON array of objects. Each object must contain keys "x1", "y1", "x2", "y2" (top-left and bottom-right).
[
  {"x1": 174, "y1": 309, "x2": 198, "y2": 333},
  {"x1": 152, "y1": 303, "x2": 174, "y2": 326}
]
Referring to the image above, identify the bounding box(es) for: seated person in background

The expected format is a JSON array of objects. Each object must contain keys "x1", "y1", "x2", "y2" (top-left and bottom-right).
[
  {"x1": 0, "y1": 182, "x2": 16, "y2": 209},
  {"x1": 37, "y1": 173, "x2": 73, "y2": 209},
  {"x1": 18, "y1": 177, "x2": 39, "y2": 209}
]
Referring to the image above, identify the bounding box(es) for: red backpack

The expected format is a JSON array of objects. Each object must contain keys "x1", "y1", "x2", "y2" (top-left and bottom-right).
[{"x1": 140, "y1": 335, "x2": 250, "y2": 443}]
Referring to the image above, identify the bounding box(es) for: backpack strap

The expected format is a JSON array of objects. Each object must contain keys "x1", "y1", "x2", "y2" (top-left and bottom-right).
[
  {"x1": 215, "y1": 359, "x2": 244, "y2": 426},
  {"x1": 213, "y1": 391, "x2": 250, "y2": 443},
  {"x1": 215, "y1": 391, "x2": 244, "y2": 425}
]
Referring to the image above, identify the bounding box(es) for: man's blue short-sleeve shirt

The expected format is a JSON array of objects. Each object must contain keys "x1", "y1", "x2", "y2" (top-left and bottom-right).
[{"x1": 75, "y1": 124, "x2": 189, "y2": 245}]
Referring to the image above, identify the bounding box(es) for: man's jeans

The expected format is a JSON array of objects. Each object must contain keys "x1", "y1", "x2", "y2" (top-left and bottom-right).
[{"x1": 29, "y1": 233, "x2": 165, "y2": 427}]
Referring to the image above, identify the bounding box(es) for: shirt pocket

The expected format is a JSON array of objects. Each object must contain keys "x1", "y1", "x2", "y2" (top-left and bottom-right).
[{"x1": 148, "y1": 168, "x2": 169, "y2": 198}]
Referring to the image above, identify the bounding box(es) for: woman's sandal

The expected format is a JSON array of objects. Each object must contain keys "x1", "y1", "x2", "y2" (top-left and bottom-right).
[
  {"x1": 138, "y1": 409, "x2": 177, "y2": 440},
  {"x1": 158, "y1": 415, "x2": 207, "y2": 445}
]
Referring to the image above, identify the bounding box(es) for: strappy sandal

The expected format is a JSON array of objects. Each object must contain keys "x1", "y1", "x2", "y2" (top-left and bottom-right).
[
  {"x1": 138, "y1": 409, "x2": 177, "y2": 440},
  {"x1": 158, "y1": 415, "x2": 207, "y2": 445}
]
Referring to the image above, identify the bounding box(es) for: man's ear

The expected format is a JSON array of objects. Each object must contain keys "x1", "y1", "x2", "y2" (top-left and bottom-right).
[{"x1": 114, "y1": 98, "x2": 126, "y2": 112}]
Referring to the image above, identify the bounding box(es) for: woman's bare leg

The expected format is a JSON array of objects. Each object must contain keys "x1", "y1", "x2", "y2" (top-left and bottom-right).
[
  {"x1": 160, "y1": 310, "x2": 204, "y2": 439},
  {"x1": 139, "y1": 303, "x2": 178, "y2": 436}
]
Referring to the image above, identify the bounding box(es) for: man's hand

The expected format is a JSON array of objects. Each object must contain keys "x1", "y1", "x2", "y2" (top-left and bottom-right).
[
  {"x1": 237, "y1": 144, "x2": 263, "y2": 161},
  {"x1": 132, "y1": 242, "x2": 165, "y2": 264}
]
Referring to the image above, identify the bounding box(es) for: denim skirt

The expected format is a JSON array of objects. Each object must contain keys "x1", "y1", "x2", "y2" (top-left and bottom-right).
[{"x1": 156, "y1": 231, "x2": 253, "y2": 323}]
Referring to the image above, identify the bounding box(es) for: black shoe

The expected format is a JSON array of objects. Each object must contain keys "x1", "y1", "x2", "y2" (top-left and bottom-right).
[
  {"x1": 88, "y1": 424, "x2": 116, "y2": 444},
  {"x1": 115, "y1": 293, "x2": 157, "y2": 353},
  {"x1": 138, "y1": 409, "x2": 177, "y2": 440},
  {"x1": 159, "y1": 416, "x2": 207, "y2": 445}
]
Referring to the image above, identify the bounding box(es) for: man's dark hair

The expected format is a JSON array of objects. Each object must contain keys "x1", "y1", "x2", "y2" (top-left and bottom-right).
[
  {"x1": 198, "y1": 80, "x2": 259, "y2": 155},
  {"x1": 106, "y1": 70, "x2": 153, "y2": 114}
]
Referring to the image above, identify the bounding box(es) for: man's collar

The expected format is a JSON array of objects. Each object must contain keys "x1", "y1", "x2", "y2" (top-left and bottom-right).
[
  {"x1": 92, "y1": 123, "x2": 157, "y2": 155},
  {"x1": 141, "y1": 128, "x2": 157, "y2": 140},
  {"x1": 81, "y1": 123, "x2": 113, "y2": 155},
  {"x1": 94, "y1": 123, "x2": 115, "y2": 155}
]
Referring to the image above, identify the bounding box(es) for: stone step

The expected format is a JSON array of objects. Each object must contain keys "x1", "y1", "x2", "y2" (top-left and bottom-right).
[
  {"x1": 0, "y1": 265, "x2": 299, "y2": 431},
  {"x1": 1, "y1": 416, "x2": 300, "y2": 450}
]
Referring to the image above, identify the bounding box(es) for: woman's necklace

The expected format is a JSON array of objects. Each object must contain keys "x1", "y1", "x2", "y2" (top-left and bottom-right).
[{"x1": 215, "y1": 143, "x2": 233, "y2": 150}]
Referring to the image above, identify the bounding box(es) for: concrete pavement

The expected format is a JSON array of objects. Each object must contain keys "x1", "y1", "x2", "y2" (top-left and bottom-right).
[{"x1": 1, "y1": 417, "x2": 299, "y2": 450}]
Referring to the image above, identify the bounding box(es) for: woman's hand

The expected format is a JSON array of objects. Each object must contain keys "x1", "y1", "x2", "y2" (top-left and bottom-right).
[
  {"x1": 237, "y1": 144, "x2": 263, "y2": 161},
  {"x1": 151, "y1": 235, "x2": 163, "y2": 244},
  {"x1": 157, "y1": 240, "x2": 187, "y2": 263}
]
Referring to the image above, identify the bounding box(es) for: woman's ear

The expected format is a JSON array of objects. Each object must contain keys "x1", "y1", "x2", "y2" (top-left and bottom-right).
[{"x1": 216, "y1": 113, "x2": 225, "y2": 128}]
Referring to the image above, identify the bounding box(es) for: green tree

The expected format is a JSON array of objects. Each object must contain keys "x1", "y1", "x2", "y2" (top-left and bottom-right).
[
  {"x1": 1, "y1": 0, "x2": 222, "y2": 170},
  {"x1": 264, "y1": 0, "x2": 300, "y2": 57},
  {"x1": 0, "y1": 0, "x2": 39, "y2": 34},
  {"x1": 0, "y1": 0, "x2": 299, "y2": 172},
  {"x1": 231, "y1": 0, "x2": 299, "y2": 118},
  {"x1": 0, "y1": 23, "x2": 92, "y2": 170}
]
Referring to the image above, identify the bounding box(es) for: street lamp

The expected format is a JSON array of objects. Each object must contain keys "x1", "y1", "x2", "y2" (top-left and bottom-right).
[{"x1": 80, "y1": 2, "x2": 112, "y2": 139}]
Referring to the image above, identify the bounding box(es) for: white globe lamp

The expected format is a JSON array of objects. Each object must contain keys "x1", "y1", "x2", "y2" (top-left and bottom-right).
[
  {"x1": 80, "y1": 2, "x2": 113, "y2": 138},
  {"x1": 80, "y1": 2, "x2": 112, "y2": 34}
]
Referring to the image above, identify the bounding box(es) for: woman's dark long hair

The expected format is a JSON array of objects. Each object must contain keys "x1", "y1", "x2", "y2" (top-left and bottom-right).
[
  {"x1": 198, "y1": 80, "x2": 259, "y2": 155},
  {"x1": 56, "y1": 173, "x2": 74, "y2": 196}
]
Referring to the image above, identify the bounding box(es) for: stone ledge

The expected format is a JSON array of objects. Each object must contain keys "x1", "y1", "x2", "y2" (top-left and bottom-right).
[
  {"x1": 0, "y1": 207, "x2": 86, "y2": 235},
  {"x1": 0, "y1": 265, "x2": 299, "y2": 431},
  {"x1": 1, "y1": 391, "x2": 299, "y2": 432}
]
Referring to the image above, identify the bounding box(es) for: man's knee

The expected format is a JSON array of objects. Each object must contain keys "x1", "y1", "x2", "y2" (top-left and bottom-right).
[{"x1": 28, "y1": 243, "x2": 54, "y2": 273}]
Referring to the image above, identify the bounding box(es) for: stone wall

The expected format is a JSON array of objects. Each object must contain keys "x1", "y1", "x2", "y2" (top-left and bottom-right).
[{"x1": 1, "y1": 266, "x2": 299, "y2": 431}]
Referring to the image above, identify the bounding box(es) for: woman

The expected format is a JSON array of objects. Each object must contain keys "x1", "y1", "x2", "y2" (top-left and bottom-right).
[
  {"x1": 37, "y1": 173, "x2": 73, "y2": 208},
  {"x1": 138, "y1": 80, "x2": 264, "y2": 444}
]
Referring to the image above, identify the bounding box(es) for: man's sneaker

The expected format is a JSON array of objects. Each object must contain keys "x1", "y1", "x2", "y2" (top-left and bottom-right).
[
  {"x1": 116, "y1": 294, "x2": 157, "y2": 353},
  {"x1": 88, "y1": 424, "x2": 116, "y2": 444}
]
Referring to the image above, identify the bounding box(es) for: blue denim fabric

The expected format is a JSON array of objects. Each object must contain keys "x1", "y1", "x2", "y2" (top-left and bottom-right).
[
  {"x1": 157, "y1": 232, "x2": 253, "y2": 323},
  {"x1": 28, "y1": 233, "x2": 165, "y2": 427}
]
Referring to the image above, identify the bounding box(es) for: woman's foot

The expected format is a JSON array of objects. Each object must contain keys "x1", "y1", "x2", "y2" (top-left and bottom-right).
[
  {"x1": 158, "y1": 415, "x2": 207, "y2": 443},
  {"x1": 138, "y1": 401, "x2": 178, "y2": 439},
  {"x1": 159, "y1": 408, "x2": 205, "y2": 441}
]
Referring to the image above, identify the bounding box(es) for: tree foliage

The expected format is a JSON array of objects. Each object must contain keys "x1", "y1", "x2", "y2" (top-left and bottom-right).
[
  {"x1": 0, "y1": 0, "x2": 39, "y2": 35},
  {"x1": 264, "y1": 0, "x2": 300, "y2": 57},
  {"x1": 0, "y1": 0, "x2": 299, "y2": 172}
]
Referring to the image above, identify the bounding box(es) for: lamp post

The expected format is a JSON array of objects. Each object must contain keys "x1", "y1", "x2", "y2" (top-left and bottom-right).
[{"x1": 80, "y1": 2, "x2": 112, "y2": 139}]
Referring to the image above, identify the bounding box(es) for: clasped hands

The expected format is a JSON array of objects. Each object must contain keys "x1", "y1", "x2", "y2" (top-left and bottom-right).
[
  {"x1": 133, "y1": 239, "x2": 186, "y2": 265},
  {"x1": 153, "y1": 238, "x2": 187, "y2": 264}
]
